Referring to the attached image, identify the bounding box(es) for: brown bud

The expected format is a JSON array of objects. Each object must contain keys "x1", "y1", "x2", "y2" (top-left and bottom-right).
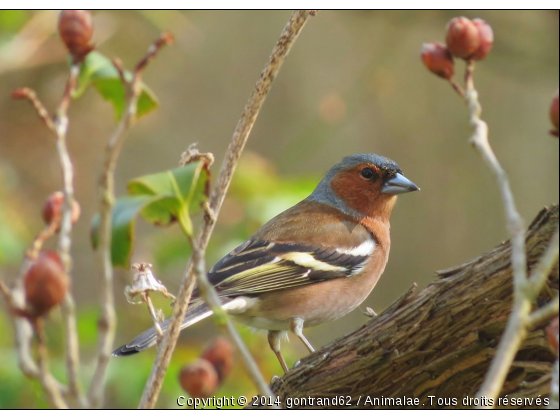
[
  {"x1": 179, "y1": 359, "x2": 218, "y2": 398},
  {"x1": 545, "y1": 316, "x2": 559, "y2": 354},
  {"x1": 550, "y1": 90, "x2": 559, "y2": 131},
  {"x1": 421, "y1": 42, "x2": 455, "y2": 79},
  {"x1": 24, "y1": 252, "x2": 69, "y2": 317},
  {"x1": 445, "y1": 17, "x2": 481, "y2": 59},
  {"x1": 469, "y1": 19, "x2": 494, "y2": 61},
  {"x1": 42, "y1": 191, "x2": 81, "y2": 230},
  {"x1": 58, "y1": 10, "x2": 94, "y2": 59},
  {"x1": 201, "y1": 337, "x2": 234, "y2": 382}
]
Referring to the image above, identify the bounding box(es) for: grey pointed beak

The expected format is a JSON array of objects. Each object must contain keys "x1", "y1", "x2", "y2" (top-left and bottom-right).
[{"x1": 382, "y1": 173, "x2": 420, "y2": 195}]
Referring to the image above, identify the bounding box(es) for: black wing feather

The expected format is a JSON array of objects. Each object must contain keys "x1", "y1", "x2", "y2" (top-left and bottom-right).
[{"x1": 205, "y1": 238, "x2": 373, "y2": 297}]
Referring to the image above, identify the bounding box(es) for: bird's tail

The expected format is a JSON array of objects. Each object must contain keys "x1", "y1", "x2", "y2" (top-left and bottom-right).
[{"x1": 112, "y1": 299, "x2": 215, "y2": 357}]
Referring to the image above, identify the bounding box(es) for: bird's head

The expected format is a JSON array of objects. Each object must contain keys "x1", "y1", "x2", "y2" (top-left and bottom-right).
[{"x1": 310, "y1": 153, "x2": 419, "y2": 221}]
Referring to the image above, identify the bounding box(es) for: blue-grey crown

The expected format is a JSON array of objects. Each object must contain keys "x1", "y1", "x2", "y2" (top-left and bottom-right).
[{"x1": 308, "y1": 153, "x2": 402, "y2": 217}]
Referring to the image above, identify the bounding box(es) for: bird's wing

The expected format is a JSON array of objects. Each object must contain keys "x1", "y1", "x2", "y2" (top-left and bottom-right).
[{"x1": 207, "y1": 236, "x2": 376, "y2": 296}]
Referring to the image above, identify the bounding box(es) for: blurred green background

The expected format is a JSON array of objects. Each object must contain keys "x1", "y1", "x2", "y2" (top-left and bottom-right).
[{"x1": 0, "y1": 10, "x2": 558, "y2": 408}]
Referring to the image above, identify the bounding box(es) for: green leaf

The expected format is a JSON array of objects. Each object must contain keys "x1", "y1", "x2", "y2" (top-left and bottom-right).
[
  {"x1": 73, "y1": 51, "x2": 159, "y2": 119},
  {"x1": 128, "y1": 164, "x2": 209, "y2": 215},
  {"x1": 91, "y1": 195, "x2": 154, "y2": 267},
  {"x1": 91, "y1": 162, "x2": 210, "y2": 267}
]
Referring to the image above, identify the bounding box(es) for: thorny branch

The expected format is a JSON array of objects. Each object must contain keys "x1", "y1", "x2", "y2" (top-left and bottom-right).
[
  {"x1": 448, "y1": 60, "x2": 559, "y2": 407},
  {"x1": 138, "y1": 10, "x2": 316, "y2": 409},
  {"x1": 88, "y1": 32, "x2": 173, "y2": 409}
]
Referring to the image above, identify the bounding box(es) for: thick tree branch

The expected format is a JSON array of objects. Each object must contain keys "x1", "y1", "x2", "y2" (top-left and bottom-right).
[{"x1": 268, "y1": 206, "x2": 559, "y2": 409}]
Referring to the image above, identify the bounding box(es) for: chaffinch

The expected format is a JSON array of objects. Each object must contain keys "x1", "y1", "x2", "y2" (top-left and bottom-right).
[{"x1": 113, "y1": 153, "x2": 419, "y2": 373}]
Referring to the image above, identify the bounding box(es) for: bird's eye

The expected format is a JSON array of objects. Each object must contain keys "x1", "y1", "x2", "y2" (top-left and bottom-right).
[{"x1": 361, "y1": 167, "x2": 375, "y2": 179}]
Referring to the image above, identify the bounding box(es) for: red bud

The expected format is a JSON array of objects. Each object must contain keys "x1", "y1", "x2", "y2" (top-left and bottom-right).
[
  {"x1": 24, "y1": 252, "x2": 69, "y2": 317},
  {"x1": 445, "y1": 17, "x2": 481, "y2": 59},
  {"x1": 11, "y1": 88, "x2": 30, "y2": 100},
  {"x1": 546, "y1": 316, "x2": 559, "y2": 354},
  {"x1": 421, "y1": 42, "x2": 455, "y2": 79},
  {"x1": 42, "y1": 191, "x2": 81, "y2": 230},
  {"x1": 58, "y1": 10, "x2": 94, "y2": 59},
  {"x1": 469, "y1": 19, "x2": 494, "y2": 61},
  {"x1": 550, "y1": 90, "x2": 559, "y2": 131},
  {"x1": 201, "y1": 337, "x2": 234, "y2": 382},
  {"x1": 179, "y1": 359, "x2": 219, "y2": 398}
]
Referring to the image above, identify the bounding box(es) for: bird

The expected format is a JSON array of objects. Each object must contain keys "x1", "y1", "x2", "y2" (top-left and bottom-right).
[{"x1": 112, "y1": 153, "x2": 419, "y2": 373}]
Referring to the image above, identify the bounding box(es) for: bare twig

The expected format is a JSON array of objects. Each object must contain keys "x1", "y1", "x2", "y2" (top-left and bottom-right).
[
  {"x1": 448, "y1": 78, "x2": 465, "y2": 98},
  {"x1": 27, "y1": 218, "x2": 61, "y2": 260},
  {"x1": 0, "y1": 275, "x2": 12, "y2": 304},
  {"x1": 11, "y1": 278, "x2": 66, "y2": 392},
  {"x1": 88, "y1": 32, "x2": 173, "y2": 409},
  {"x1": 529, "y1": 296, "x2": 559, "y2": 329},
  {"x1": 191, "y1": 243, "x2": 277, "y2": 406},
  {"x1": 143, "y1": 293, "x2": 165, "y2": 338},
  {"x1": 138, "y1": 10, "x2": 316, "y2": 409},
  {"x1": 11, "y1": 87, "x2": 55, "y2": 131},
  {"x1": 9, "y1": 62, "x2": 84, "y2": 407},
  {"x1": 59, "y1": 295, "x2": 83, "y2": 406},
  {"x1": 527, "y1": 228, "x2": 560, "y2": 295},
  {"x1": 463, "y1": 61, "x2": 527, "y2": 297},
  {"x1": 34, "y1": 318, "x2": 69, "y2": 409},
  {"x1": 459, "y1": 60, "x2": 559, "y2": 407},
  {"x1": 112, "y1": 58, "x2": 126, "y2": 85},
  {"x1": 551, "y1": 359, "x2": 559, "y2": 409},
  {"x1": 52, "y1": 62, "x2": 87, "y2": 408},
  {"x1": 0, "y1": 274, "x2": 70, "y2": 406}
]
